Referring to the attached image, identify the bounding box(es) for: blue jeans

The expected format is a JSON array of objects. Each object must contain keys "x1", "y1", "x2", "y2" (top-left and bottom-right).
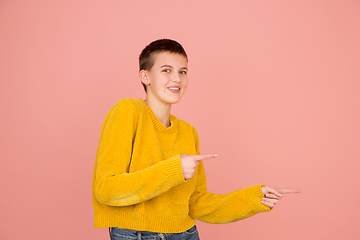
[{"x1": 109, "y1": 225, "x2": 200, "y2": 240}]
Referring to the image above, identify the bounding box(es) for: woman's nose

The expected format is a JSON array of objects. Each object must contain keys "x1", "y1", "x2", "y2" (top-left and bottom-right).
[{"x1": 171, "y1": 73, "x2": 181, "y2": 83}]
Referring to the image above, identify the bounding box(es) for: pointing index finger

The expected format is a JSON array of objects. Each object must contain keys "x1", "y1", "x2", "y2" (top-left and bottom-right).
[
  {"x1": 195, "y1": 154, "x2": 217, "y2": 161},
  {"x1": 277, "y1": 188, "x2": 301, "y2": 194}
]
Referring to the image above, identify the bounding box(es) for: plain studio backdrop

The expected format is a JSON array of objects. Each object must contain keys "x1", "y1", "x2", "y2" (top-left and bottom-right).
[{"x1": 1, "y1": 1, "x2": 359, "y2": 239}]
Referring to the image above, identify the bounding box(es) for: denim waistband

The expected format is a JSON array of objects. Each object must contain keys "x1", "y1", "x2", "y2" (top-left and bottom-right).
[{"x1": 109, "y1": 225, "x2": 198, "y2": 240}]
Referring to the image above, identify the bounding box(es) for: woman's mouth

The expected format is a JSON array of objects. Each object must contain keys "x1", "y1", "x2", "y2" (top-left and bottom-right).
[{"x1": 167, "y1": 87, "x2": 180, "y2": 93}]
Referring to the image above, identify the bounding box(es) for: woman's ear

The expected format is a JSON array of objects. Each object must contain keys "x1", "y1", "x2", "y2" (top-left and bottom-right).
[{"x1": 139, "y1": 70, "x2": 150, "y2": 86}]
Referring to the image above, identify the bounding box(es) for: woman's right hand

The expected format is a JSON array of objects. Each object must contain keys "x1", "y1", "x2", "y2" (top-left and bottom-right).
[{"x1": 180, "y1": 154, "x2": 217, "y2": 179}]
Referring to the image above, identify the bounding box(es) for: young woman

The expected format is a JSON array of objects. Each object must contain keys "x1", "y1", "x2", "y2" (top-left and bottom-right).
[{"x1": 92, "y1": 39, "x2": 300, "y2": 240}]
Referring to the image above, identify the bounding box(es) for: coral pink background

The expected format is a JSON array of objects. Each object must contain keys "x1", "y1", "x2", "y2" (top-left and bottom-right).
[{"x1": 1, "y1": 1, "x2": 359, "y2": 239}]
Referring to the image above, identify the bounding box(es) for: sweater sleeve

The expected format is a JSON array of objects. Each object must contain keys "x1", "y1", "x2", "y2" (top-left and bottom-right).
[
  {"x1": 188, "y1": 128, "x2": 271, "y2": 224},
  {"x1": 94, "y1": 99, "x2": 185, "y2": 207}
]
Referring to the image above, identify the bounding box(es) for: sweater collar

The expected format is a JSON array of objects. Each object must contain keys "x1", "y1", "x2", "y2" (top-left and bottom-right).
[{"x1": 138, "y1": 98, "x2": 177, "y2": 133}]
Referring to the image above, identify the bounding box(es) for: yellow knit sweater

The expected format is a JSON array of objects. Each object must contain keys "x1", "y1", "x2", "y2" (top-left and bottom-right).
[{"x1": 92, "y1": 98, "x2": 270, "y2": 233}]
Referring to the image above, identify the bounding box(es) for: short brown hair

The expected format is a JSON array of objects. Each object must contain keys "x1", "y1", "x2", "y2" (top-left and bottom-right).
[{"x1": 139, "y1": 39, "x2": 188, "y2": 92}]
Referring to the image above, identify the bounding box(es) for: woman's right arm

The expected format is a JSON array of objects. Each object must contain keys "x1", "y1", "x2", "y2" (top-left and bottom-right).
[{"x1": 93, "y1": 99, "x2": 185, "y2": 207}]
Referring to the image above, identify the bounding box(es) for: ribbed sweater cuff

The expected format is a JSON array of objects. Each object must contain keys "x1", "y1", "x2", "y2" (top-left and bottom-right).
[
  {"x1": 161, "y1": 155, "x2": 186, "y2": 187},
  {"x1": 244, "y1": 184, "x2": 272, "y2": 212}
]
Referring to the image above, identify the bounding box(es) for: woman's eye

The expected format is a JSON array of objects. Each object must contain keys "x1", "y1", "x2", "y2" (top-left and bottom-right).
[
  {"x1": 180, "y1": 71, "x2": 187, "y2": 74},
  {"x1": 162, "y1": 69, "x2": 170, "y2": 73}
]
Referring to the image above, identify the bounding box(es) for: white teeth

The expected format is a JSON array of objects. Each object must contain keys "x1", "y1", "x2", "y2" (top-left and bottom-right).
[{"x1": 168, "y1": 87, "x2": 180, "y2": 90}]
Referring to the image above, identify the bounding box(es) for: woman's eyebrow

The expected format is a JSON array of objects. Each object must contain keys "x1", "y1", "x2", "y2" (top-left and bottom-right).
[
  {"x1": 160, "y1": 65, "x2": 173, "y2": 68},
  {"x1": 160, "y1": 65, "x2": 188, "y2": 70}
]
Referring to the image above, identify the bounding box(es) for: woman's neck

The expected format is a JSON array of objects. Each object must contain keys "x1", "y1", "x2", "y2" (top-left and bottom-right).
[{"x1": 144, "y1": 98, "x2": 172, "y2": 127}]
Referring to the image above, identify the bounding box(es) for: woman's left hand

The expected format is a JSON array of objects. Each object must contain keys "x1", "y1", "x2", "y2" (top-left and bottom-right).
[{"x1": 261, "y1": 186, "x2": 301, "y2": 209}]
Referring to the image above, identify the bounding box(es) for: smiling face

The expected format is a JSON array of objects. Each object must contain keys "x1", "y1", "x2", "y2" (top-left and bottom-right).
[{"x1": 140, "y1": 51, "x2": 188, "y2": 107}]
